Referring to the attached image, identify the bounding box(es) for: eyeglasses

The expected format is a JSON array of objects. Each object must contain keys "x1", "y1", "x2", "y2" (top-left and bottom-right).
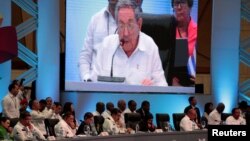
[
  {"x1": 173, "y1": 1, "x2": 188, "y2": 9},
  {"x1": 118, "y1": 22, "x2": 136, "y2": 31}
]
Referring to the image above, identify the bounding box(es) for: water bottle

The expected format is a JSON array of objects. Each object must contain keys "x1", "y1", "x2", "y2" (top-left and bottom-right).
[
  {"x1": 135, "y1": 123, "x2": 140, "y2": 133},
  {"x1": 59, "y1": 127, "x2": 64, "y2": 138},
  {"x1": 90, "y1": 123, "x2": 98, "y2": 136},
  {"x1": 112, "y1": 127, "x2": 116, "y2": 135},
  {"x1": 83, "y1": 125, "x2": 91, "y2": 136},
  {"x1": 167, "y1": 122, "x2": 172, "y2": 132},
  {"x1": 192, "y1": 121, "x2": 195, "y2": 131}
]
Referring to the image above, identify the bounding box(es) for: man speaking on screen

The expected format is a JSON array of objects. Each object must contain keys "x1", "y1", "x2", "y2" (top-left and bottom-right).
[{"x1": 91, "y1": 0, "x2": 167, "y2": 86}]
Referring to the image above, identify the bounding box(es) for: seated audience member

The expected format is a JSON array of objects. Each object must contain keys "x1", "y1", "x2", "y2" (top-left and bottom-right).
[
  {"x1": 92, "y1": 0, "x2": 167, "y2": 86},
  {"x1": 93, "y1": 102, "x2": 105, "y2": 116},
  {"x1": 29, "y1": 99, "x2": 53, "y2": 136},
  {"x1": 208, "y1": 103, "x2": 225, "y2": 125},
  {"x1": 13, "y1": 112, "x2": 46, "y2": 141},
  {"x1": 136, "y1": 100, "x2": 151, "y2": 121},
  {"x1": 39, "y1": 99, "x2": 47, "y2": 112},
  {"x1": 238, "y1": 100, "x2": 248, "y2": 118},
  {"x1": 19, "y1": 98, "x2": 29, "y2": 114},
  {"x1": 203, "y1": 102, "x2": 213, "y2": 121},
  {"x1": 54, "y1": 112, "x2": 76, "y2": 138},
  {"x1": 117, "y1": 99, "x2": 126, "y2": 114},
  {"x1": 102, "y1": 102, "x2": 115, "y2": 119},
  {"x1": 51, "y1": 102, "x2": 63, "y2": 120},
  {"x1": 171, "y1": 0, "x2": 197, "y2": 86},
  {"x1": 180, "y1": 108, "x2": 200, "y2": 131},
  {"x1": 225, "y1": 108, "x2": 246, "y2": 125},
  {"x1": 62, "y1": 102, "x2": 78, "y2": 128},
  {"x1": 0, "y1": 117, "x2": 13, "y2": 140},
  {"x1": 44, "y1": 97, "x2": 53, "y2": 113},
  {"x1": 124, "y1": 100, "x2": 137, "y2": 113},
  {"x1": 184, "y1": 96, "x2": 201, "y2": 123},
  {"x1": 76, "y1": 112, "x2": 97, "y2": 135},
  {"x1": 117, "y1": 99, "x2": 127, "y2": 128},
  {"x1": 138, "y1": 113, "x2": 156, "y2": 132},
  {"x1": 2, "y1": 82, "x2": 20, "y2": 118},
  {"x1": 103, "y1": 108, "x2": 126, "y2": 134}
]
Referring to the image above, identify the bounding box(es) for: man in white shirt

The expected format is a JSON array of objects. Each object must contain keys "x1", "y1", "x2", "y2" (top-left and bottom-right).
[
  {"x1": 180, "y1": 108, "x2": 200, "y2": 131},
  {"x1": 54, "y1": 112, "x2": 76, "y2": 138},
  {"x1": 29, "y1": 99, "x2": 53, "y2": 136},
  {"x1": 92, "y1": 0, "x2": 167, "y2": 86},
  {"x1": 13, "y1": 111, "x2": 46, "y2": 141},
  {"x1": 226, "y1": 108, "x2": 246, "y2": 125},
  {"x1": 51, "y1": 102, "x2": 63, "y2": 121},
  {"x1": 117, "y1": 99, "x2": 127, "y2": 128},
  {"x1": 43, "y1": 97, "x2": 53, "y2": 113},
  {"x1": 124, "y1": 100, "x2": 137, "y2": 114},
  {"x1": 78, "y1": 0, "x2": 118, "y2": 81},
  {"x1": 92, "y1": 102, "x2": 105, "y2": 116},
  {"x1": 103, "y1": 108, "x2": 125, "y2": 134},
  {"x1": 102, "y1": 102, "x2": 115, "y2": 119},
  {"x1": 2, "y1": 83, "x2": 20, "y2": 118},
  {"x1": 208, "y1": 103, "x2": 225, "y2": 125}
]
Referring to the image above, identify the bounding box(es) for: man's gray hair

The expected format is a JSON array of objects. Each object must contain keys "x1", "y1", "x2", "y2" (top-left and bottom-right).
[{"x1": 115, "y1": 0, "x2": 141, "y2": 23}]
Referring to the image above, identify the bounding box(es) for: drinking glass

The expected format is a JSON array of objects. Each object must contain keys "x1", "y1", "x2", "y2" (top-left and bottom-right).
[{"x1": 201, "y1": 121, "x2": 206, "y2": 129}]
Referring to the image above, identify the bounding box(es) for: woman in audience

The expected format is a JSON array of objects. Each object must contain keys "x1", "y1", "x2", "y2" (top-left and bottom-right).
[
  {"x1": 0, "y1": 117, "x2": 13, "y2": 140},
  {"x1": 138, "y1": 113, "x2": 156, "y2": 132},
  {"x1": 62, "y1": 102, "x2": 78, "y2": 129},
  {"x1": 171, "y1": 0, "x2": 197, "y2": 86}
]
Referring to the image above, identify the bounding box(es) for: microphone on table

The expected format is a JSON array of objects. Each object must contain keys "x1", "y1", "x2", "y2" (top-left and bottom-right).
[{"x1": 97, "y1": 39, "x2": 126, "y2": 82}]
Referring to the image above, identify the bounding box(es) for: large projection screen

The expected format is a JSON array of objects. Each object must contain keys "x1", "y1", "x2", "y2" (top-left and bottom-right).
[{"x1": 65, "y1": 0, "x2": 198, "y2": 93}]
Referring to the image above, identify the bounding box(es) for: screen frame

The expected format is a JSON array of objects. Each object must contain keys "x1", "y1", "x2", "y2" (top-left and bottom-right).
[{"x1": 65, "y1": 0, "x2": 198, "y2": 93}]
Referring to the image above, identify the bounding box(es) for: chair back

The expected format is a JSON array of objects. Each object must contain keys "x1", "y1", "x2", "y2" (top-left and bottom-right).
[
  {"x1": 155, "y1": 113, "x2": 170, "y2": 129},
  {"x1": 124, "y1": 113, "x2": 141, "y2": 130},
  {"x1": 221, "y1": 113, "x2": 231, "y2": 122},
  {"x1": 245, "y1": 112, "x2": 250, "y2": 125},
  {"x1": 44, "y1": 118, "x2": 59, "y2": 137},
  {"x1": 141, "y1": 13, "x2": 176, "y2": 84},
  {"x1": 172, "y1": 113, "x2": 185, "y2": 131},
  {"x1": 94, "y1": 116, "x2": 104, "y2": 134},
  {"x1": 200, "y1": 116, "x2": 208, "y2": 128}
]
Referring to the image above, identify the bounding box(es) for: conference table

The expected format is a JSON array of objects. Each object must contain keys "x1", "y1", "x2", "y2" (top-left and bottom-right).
[{"x1": 58, "y1": 130, "x2": 207, "y2": 141}]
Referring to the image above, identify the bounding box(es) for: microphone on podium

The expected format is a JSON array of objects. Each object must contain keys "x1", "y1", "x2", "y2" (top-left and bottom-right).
[{"x1": 97, "y1": 39, "x2": 126, "y2": 83}]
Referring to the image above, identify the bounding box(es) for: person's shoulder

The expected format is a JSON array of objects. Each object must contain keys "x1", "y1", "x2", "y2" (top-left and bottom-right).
[
  {"x1": 139, "y1": 32, "x2": 158, "y2": 50},
  {"x1": 101, "y1": 34, "x2": 119, "y2": 47},
  {"x1": 90, "y1": 7, "x2": 107, "y2": 21},
  {"x1": 140, "y1": 32, "x2": 154, "y2": 42},
  {"x1": 0, "y1": 125, "x2": 6, "y2": 132},
  {"x1": 2, "y1": 94, "x2": 9, "y2": 100},
  {"x1": 189, "y1": 18, "x2": 197, "y2": 29}
]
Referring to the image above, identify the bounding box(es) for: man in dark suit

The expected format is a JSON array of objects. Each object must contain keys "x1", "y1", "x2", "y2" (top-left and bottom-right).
[{"x1": 184, "y1": 96, "x2": 201, "y2": 123}]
